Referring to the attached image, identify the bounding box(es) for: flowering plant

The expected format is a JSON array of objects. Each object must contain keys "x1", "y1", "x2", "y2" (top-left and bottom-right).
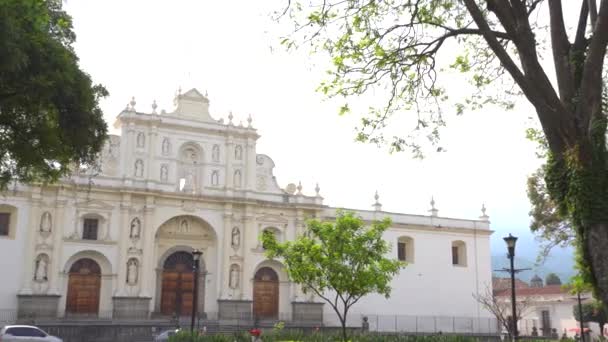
[{"x1": 249, "y1": 328, "x2": 262, "y2": 337}]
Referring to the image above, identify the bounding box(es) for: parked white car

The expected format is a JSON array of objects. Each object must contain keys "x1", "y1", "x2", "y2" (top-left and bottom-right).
[
  {"x1": 0, "y1": 325, "x2": 62, "y2": 342},
  {"x1": 153, "y1": 328, "x2": 180, "y2": 342}
]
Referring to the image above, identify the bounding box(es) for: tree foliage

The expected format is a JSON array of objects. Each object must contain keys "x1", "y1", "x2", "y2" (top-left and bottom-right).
[
  {"x1": 545, "y1": 273, "x2": 562, "y2": 286},
  {"x1": 262, "y1": 211, "x2": 403, "y2": 342},
  {"x1": 527, "y1": 166, "x2": 575, "y2": 260},
  {"x1": 573, "y1": 300, "x2": 607, "y2": 337},
  {"x1": 276, "y1": 0, "x2": 608, "y2": 310},
  {"x1": 0, "y1": 0, "x2": 108, "y2": 189}
]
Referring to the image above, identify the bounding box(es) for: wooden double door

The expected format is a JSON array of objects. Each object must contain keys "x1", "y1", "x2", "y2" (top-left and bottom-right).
[
  {"x1": 66, "y1": 258, "x2": 101, "y2": 315},
  {"x1": 160, "y1": 251, "x2": 195, "y2": 316},
  {"x1": 253, "y1": 267, "x2": 279, "y2": 318}
]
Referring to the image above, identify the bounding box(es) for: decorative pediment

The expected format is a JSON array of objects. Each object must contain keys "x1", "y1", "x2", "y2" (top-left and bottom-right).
[
  {"x1": 256, "y1": 214, "x2": 288, "y2": 224},
  {"x1": 76, "y1": 199, "x2": 114, "y2": 211},
  {"x1": 170, "y1": 88, "x2": 215, "y2": 122}
]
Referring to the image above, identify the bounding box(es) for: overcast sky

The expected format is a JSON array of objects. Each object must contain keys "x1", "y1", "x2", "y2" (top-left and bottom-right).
[{"x1": 63, "y1": 0, "x2": 578, "y2": 262}]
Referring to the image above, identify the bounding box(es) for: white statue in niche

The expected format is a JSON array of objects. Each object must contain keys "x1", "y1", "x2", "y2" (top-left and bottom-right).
[
  {"x1": 179, "y1": 219, "x2": 189, "y2": 233},
  {"x1": 211, "y1": 171, "x2": 219, "y2": 186},
  {"x1": 130, "y1": 218, "x2": 141, "y2": 239},
  {"x1": 127, "y1": 259, "x2": 138, "y2": 285},
  {"x1": 160, "y1": 164, "x2": 168, "y2": 181},
  {"x1": 234, "y1": 145, "x2": 243, "y2": 160},
  {"x1": 234, "y1": 170, "x2": 242, "y2": 188},
  {"x1": 212, "y1": 145, "x2": 220, "y2": 162},
  {"x1": 161, "y1": 138, "x2": 170, "y2": 155},
  {"x1": 231, "y1": 227, "x2": 240, "y2": 249},
  {"x1": 229, "y1": 264, "x2": 239, "y2": 289},
  {"x1": 40, "y1": 211, "x2": 52, "y2": 233},
  {"x1": 134, "y1": 159, "x2": 143, "y2": 177},
  {"x1": 34, "y1": 255, "x2": 48, "y2": 282},
  {"x1": 136, "y1": 132, "x2": 145, "y2": 148}
]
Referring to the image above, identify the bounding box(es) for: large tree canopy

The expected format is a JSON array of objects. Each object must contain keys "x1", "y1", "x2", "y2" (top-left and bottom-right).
[
  {"x1": 277, "y1": 0, "x2": 608, "y2": 309},
  {"x1": 0, "y1": 0, "x2": 108, "y2": 188}
]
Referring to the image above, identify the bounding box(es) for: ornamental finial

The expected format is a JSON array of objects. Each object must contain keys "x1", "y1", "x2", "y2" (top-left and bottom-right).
[
  {"x1": 480, "y1": 203, "x2": 490, "y2": 222},
  {"x1": 315, "y1": 183, "x2": 320, "y2": 196},
  {"x1": 129, "y1": 97, "x2": 136, "y2": 111},
  {"x1": 373, "y1": 191, "x2": 382, "y2": 211},
  {"x1": 297, "y1": 181, "x2": 303, "y2": 195},
  {"x1": 151, "y1": 100, "x2": 158, "y2": 114},
  {"x1": 429, "y1": 196, "x2": 438, "y2": 217}
]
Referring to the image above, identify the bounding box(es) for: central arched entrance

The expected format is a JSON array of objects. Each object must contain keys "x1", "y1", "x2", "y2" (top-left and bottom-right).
[
  {"x1": 253, "y1": 267, "x2": 279, "y2": 319},
  {"x1": 66, "y1": 258, "x2": 101, "y2": 315},
  {"x1": 160, "y1": 251, "x2": 194, "y2": 316}
]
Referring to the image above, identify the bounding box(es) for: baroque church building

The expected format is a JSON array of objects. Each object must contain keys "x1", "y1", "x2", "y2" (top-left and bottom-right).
[{"x1": 0, "y1": 89, "x2": 494, "y2": 329}]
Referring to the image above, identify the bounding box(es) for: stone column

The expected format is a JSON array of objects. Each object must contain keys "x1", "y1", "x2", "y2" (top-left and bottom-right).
[
  {"x1": 20, "y1": 190, "x2": 42, "y2": 294},
  {"x1": 123, "y1": 122, "x2": 136, "y2": 179},
  {"x1": 145, "y1": 126, "x2": 158, "y2": 180},
  {"x1": 224, "y1": 136, "x2": 234, "y2": 190},
  {"x1": 140, "y1": 195, "x2": 155, "y2": 299},
  {"x1": 49, "y1": 190, "x2": 67, "y2": 295},
  {"x1": 115, "y1": 194, "x2": 131, "y2": 296},
  {"x1": 220, "y1": 205, "x2": 232, "y2": 298},
  {"x1": 245, "y1": 137, "x2": 256, "y2": 191},
  {"x1": 241, "y1": 207, "x2": 255, "y2": 300}
]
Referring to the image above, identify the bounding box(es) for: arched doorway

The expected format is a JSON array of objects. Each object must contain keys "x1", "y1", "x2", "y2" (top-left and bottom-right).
[
  {"x1": 66, "y1": 258, "x2": 101, "y2": 315},
  {"x1": 160, "y1": 251, "x2": 194, "y2": 316},
  {"x1": 253, "y1": 267, "x2": 279, "y2": 319}
]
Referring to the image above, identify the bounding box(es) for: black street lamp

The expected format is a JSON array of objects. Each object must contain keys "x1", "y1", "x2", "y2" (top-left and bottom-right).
[
  {"x1": 191, "y1": 249, "x2": 203, "y2": 335},
  {"x1": 503, "y1": 234, "x2": 518, "y2": 341},
  {"x1": 574, "y1": 291, "x2": 589, "y2": 342}
]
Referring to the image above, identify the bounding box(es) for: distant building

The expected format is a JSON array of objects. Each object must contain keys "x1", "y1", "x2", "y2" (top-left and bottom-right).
[
  {"x1": 494, "y1": 283, "x2": 601, "y2": 338},
  {"x1": 0, "y1": 89, "x2": 494, "y2": 331}
]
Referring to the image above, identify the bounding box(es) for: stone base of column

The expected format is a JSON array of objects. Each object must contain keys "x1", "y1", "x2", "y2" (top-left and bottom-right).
[
  {"x1": 292, "y1": 301, "x2": 324, "y2": 325},
  {"x1": 17, "y1": 294, "x2": 61, "y2": 319},
  {"x1": 217, "y1": 299, "x2": 252, "y2": 320},
  {"x1": 112, "y1": 296, "x2": 151, "y2": 319}
]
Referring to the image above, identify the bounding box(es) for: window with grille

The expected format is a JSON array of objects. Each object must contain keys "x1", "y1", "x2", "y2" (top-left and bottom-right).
[
  {"x1": 0, "y1": 213, "x2": 10, "y2": 236},
  {"x1": 452, "y1": 246, "x2": 459, "y2": 265},
  {"x1": 397, "y1": 242, "x2": 406, "y2": 261},
  {"x1": 82, "y1": 218, "x2": 99, "y2": 240}
]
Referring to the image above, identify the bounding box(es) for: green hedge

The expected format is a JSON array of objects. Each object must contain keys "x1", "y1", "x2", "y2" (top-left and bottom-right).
[{"x1": 168, "y1": 330, "x2": 486, "y2": 342}]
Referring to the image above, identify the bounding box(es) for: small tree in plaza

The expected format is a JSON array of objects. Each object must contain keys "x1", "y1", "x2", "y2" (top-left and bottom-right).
[
  {"x1": 262, "y1": 211, "x2": 404, "y2": 342},
  {"x1": 574, "y1": 300, "x2": 608, "y2": 337}
]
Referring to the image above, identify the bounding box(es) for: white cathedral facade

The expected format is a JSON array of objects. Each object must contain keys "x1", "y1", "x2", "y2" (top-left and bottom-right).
[{"x1": 0, "y1": 89, "x2": 494, "y2": 329}]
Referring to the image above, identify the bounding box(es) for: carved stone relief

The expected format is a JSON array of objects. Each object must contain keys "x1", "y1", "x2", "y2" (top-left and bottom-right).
[
  {"x1": 160, "y1": 164, "x2": 168, "y2": 181},
  {"x1": 126, "y1": 258, "x2": 138, "y2": 285},
  {"x1": 229, "y1": 264, "x2": 240, "y2": 289},
  {"x1": 136, "y1": 132, "x2": 145, "y2": 148},
  {"x1": 231, "y1": 227, "x2": 240, "y2": 249},
  {"x1": 130, "y1": 217, "x2": 141, "y2": 239},
  {"x1": 39, "y1": 211, "x2": 52, "y2": 233}
]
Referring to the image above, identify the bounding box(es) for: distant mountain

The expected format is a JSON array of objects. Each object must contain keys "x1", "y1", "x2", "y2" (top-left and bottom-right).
[{"x1": 491, "y1": 249, "x2": 576, "y2": 284}]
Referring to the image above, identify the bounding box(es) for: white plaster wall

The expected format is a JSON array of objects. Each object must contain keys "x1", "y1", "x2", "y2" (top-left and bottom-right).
[
  {"x1": 0, "y1": 196, "x2": 31, "y2": 311},
  {"x1": 322, "y1": 225, "x2": 494, "y2": 328}
]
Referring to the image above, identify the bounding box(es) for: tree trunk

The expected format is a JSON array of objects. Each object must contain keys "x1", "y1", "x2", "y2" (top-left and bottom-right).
[
  {"x1": 340, "y1": 317, "x2": 348, "y2": 342},
  {"x1": 586, "y1": 222, "x2": 608, "y2": 313},
  {"x1": 599, "y1": 322, "x2": 605, "y2": 337}
]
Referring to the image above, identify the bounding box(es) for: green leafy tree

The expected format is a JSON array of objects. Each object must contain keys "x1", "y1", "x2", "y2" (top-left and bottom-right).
[
  {"x1": 574, "y1": 300, "x2": 607, "y2": 337},
  {"x1": 546, "y1": 273, "x2": 562, "y2": 286},
  {"x1": 526, "y1": 166, "x2": 574, "y2": 261},
  {"x1": 276, "y1": 0, "x2": 608, "y2": 309},
  {"x1": 262, "y1": 211, "x2": 403, "y2": 342},
  {"x1": 0, "y1": 0, "x2": 108, "y2": 189}
]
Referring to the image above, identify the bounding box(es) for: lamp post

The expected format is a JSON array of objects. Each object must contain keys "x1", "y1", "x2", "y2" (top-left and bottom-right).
[
  {"x1": 575, "y1": 291, "x2": 588, "y2": 342},
  {"x1": 503, "y1": 234, "x2": 518, "y2": 341},
  {"x1": 191, "y1": 249, "x2": 203, "y2": 335}
]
